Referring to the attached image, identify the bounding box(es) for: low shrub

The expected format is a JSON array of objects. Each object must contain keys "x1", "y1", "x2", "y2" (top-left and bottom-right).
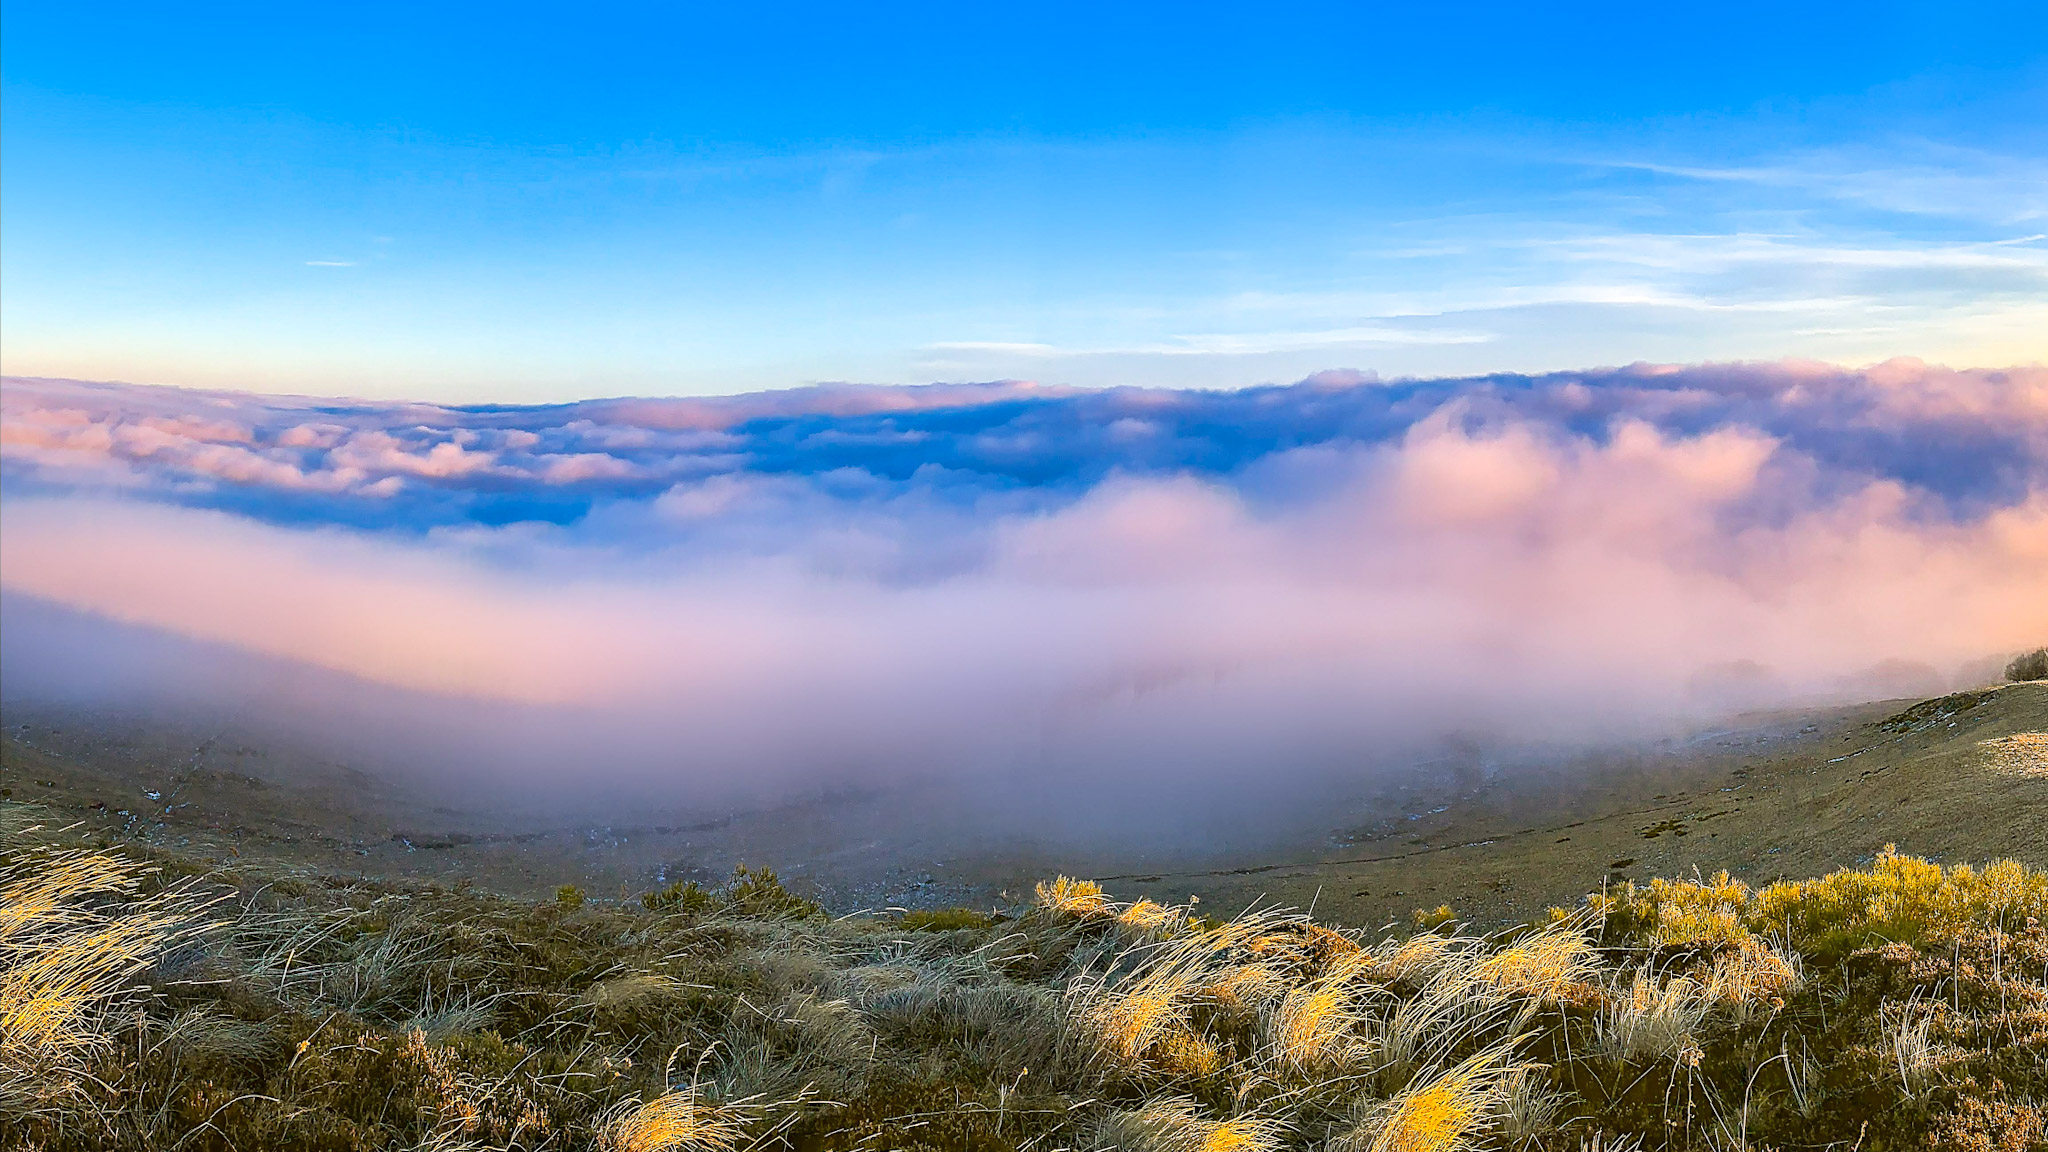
[
  {"x1": 1593, "y1": 846, "x2": 2048, "y2": 960},
  {"x1": 638, "y1": 865, "x2": 822, "y2": 920},
  {"x1": 641, "y1": 878, "x2": 714, "y2": 914},
  {"x1": 719, "y1": 864, "x2": 823, "y2": 919},
  {"x1": 2006, "y1": 646, "x2": 2048, "y2": 681}
]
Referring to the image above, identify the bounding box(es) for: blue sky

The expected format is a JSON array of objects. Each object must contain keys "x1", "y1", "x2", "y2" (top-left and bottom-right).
[{"x1": 4, "y1": 1, "x2": 2045, "y2": 401}]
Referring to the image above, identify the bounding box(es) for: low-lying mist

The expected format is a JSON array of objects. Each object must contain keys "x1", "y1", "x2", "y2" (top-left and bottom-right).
[{"x1": 3, "y1": 360, "x2": 2043, "y2": 855}]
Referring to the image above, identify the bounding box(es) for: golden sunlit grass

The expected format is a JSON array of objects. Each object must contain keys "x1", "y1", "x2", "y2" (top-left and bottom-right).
[
  {"x1": 6, "y1": 818, "x2": 2047, "y2": 1152},
  {"x1": 1367, "y1": 929, "x2": 1460, "y2": 985},
  {"x1": 1198, "y1": 963, "x2": 1287, "y2": 1017},
  {"x1": 0, "y1": 849, "x2": 130, "y2": 938},
  {"x1": 1472, "y1": 924, "x2": 1598, "y2": 1004},
  {"x1": 1602, "y1": 846, "x2": 2048, "y2": 958},
  {"x1": 1703, "y1": 935, "x2": 1801, "y2": 1010},
  {"x1": 1262, "y1": 957, "x2": 1377, "y2": 1079},
  {"x1": 1074, "y1": 965, "x2": 1203, "y2": 1072},
  {"x1": 0, "y1": 848, "x2": 213, "y2": 1114},
  {"x1": 596, "y1": 1087, "x2": 746, "y2": 1152},
  {"x1": 1118, "y1": 898, "x2": 1188, "y2": 937},
  {"x1": 1036, "y1": 874, "x2": 1113, "y2": 919},
  {"x1": 1340, "y1": 1045, "x2": 1517, "y2": 1152},
  {"x1": 1096, "y1": 1096, "x2": 1285, "y2": 1152}
]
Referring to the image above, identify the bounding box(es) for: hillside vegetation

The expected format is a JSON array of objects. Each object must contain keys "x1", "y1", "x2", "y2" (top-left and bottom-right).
[{"x1": 5, "y1": 811, "x2": 2046, "y2": 1152}]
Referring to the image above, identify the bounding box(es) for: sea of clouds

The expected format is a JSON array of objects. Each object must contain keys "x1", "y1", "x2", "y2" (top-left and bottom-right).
[{"x1": 3, "y1": 361, "x2": 2044, "y2": 835}]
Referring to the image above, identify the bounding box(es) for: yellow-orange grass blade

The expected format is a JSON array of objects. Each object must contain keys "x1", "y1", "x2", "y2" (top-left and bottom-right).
[
  {"x1": 1472, "y1": 926, "x2": 1597, "y2": 1004},
  {"x1": 598, "y1": 1088, "x2": 745, "y2": 1152},
  {"x1": 0, "y1": 851, "x2": 135, "y2": 941},
  {"x1": 1266, "y1": 956, "x2": 1376, "y2": 1078},
  {"x1": 1099, "y1": 1096, "x2": 1284, "y2": 1152},
  {"x1": 1366, "y1": 1045, "x2": 1516, "y2": 1152},
  {"x1": 1036, "y1": 876, "x2": 1113, "y2": 919}
]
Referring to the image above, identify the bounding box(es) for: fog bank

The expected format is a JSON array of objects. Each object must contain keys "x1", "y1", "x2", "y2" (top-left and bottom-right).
[{"x1": 4, "y1": 361, "x2": 2043, "y2": 840}]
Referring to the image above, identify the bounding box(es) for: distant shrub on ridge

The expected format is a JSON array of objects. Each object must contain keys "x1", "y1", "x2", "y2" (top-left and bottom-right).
[{"x1": 2007, "y1": 646, "x2": 2048, "y2": 681}]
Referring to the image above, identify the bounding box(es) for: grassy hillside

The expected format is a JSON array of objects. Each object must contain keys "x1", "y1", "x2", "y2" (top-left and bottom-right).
[
  {"x1": 1199, "y1": 683, "x2": 2048, "y2": 932},
  {"x1": 5, "y1": 807, "x2": 2046, "y2": 1151}
]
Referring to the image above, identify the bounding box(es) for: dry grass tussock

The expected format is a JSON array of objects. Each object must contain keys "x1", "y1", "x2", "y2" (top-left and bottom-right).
[
  {"x1": 1094, "y1": 1096, "x2": 1286, "y2": 1152},
  {"x1": 1, "y1": 847, "x2": 216, "y2": 1115},
  {"x1": 1472, "y1": 924, "x2": 1600, "y2": 1005},
  {"x1": 1334, "y1": 1044, "x2": 1520, "y2": 1152},
  {"x1": 595, "y1": 1086, "x2": 747, "y2": 1152},
  {"x1": 1037, "y1": 875, "x2": 1114, "y2": 919},
  {"x1": 6, "y1": 814, "x2": 2048, "y2": 1150}
]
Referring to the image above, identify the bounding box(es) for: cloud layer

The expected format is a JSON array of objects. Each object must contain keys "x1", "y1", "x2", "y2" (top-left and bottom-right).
[{"x1": 3, "y1": 363, "x2": 2044, "y2": 835}]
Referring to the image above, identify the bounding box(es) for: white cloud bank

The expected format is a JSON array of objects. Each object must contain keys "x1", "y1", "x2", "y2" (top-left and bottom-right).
[{"x1": 2, "y1": 361, "x2": 2044, "y2": 832}]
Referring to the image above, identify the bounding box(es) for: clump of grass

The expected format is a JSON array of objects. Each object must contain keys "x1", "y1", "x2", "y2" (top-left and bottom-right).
[
  {"x1": 1412, "y1": 904, "x2": 1457, "y2": 932},
  {"x1": 1072, "y1": 959, "x2": 1206, "y2": 1076},
  {"x1": 644, "y1": 879, "x2": 715, "y2": 914},
  {"x1": 1497, "y1": 1064, "x2": 1564, "y2": 1146},
  {"x1": 1882, "y1": 993, "x2": 1946, "y2": 1099},
  {"x1": 720, "y1": 865, "x2": 823, "y2": 919},
  {"x1": 1472, "y1": 923, "x2": 1598, "y2": 1004},
  {"x1": 1703, "y1": 934, "x2": 1801, "y2": 1013},
  {"x1": 596, "y1": 1086, "x2": 745, "y2": 1152},
  {"x1": 1118, "y1": 898, "x2": 1189, "y2": 938},
  {"x1": 1260, "y1": 956, "x2": 1378, "y2": 1079},
  {"x1": 1367, "y1": 929, "x2": 1462, "y2": 985},
  {"x1": 1037, "y1": 875, "x2": 1113, "y2": 919},
  {"x1": 1371, "y1": 942, "x2": 1519, "y2": 1089},
  {"x1": 641, "y1": 865, "x2": 823, "y2": 920},
  {"x1": 583, "y1": 972, "x2": 706, "y2": 1013},
  {"x1": 1335, "y1": 1044, "x2": 1518, "y2": 1152},
  {"x1": 1593, "y1": 971, "x2": 1708, "y2": 1070},
  {"x1": 0, "y1": 848, "x2": 214, "y2": 1114},
  {"x1": 1197, "y1": 962, "x2": 1287, "y2": 1018},
  {"x1": 1095, "y1": 1096, "x2": 1284, "y2": 1152}
]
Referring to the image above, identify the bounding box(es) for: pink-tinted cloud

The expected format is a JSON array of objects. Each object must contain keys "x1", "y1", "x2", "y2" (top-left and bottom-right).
[{"x1": 2, "y1": 362, "x2": 2043, "y2": 832}]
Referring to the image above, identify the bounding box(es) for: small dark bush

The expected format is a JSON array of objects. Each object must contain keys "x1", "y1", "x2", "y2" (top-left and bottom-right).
[
  {"x1": 720, "y1": 863, "x2": 823, "y2": 918},
  {"x1": 638, "y1": 865, "x2": 820, "y2": 918},
  {"x1": 554, "y1": 883, "x2": 585, "y2": 909},
  {"x1": 2006, "y1": 646, "x2": 2048, "y2": 681},
  {"x1": 1410, "y1": 903, "x2": 1456, "y2": 931},
  {"x1": 641, "y1": 877, "x2": 714, "y2": 913}
]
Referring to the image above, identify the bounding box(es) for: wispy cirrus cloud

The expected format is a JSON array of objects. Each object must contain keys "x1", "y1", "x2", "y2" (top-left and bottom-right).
[
  {"x1": 1615, "y1": 142, "x2": 2048, "y2": 225},
  {"x1": 926, "y1": 324, "x2": 1496, "y2": 362}
]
